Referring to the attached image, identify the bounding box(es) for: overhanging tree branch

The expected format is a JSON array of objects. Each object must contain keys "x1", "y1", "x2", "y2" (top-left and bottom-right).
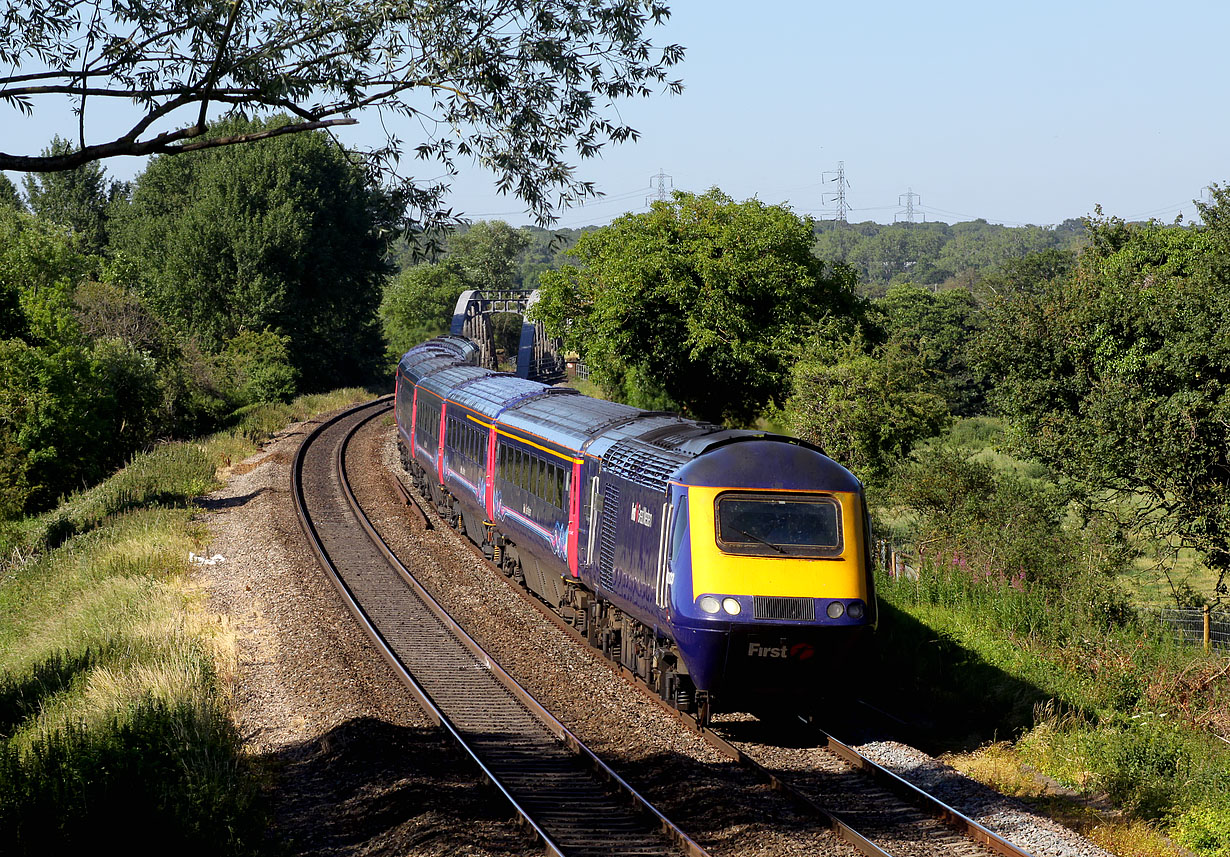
[{"x1": 0, "y1": 0, "x2": 683, "y2": 224}]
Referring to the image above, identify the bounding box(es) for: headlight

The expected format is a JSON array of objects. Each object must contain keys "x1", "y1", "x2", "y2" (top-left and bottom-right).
[
  {"x1": 699, "y1": 595, "x2": 721, "y2": 614},
  {"x1": 847, "y1": 601, "x2": 864, "y2": 620},
  {"x1": 826, "y1": 600, "x2": 845, "y2": 619},
  {"x1": 722, "y1": 597, "x2": 741, "y2": 615}
]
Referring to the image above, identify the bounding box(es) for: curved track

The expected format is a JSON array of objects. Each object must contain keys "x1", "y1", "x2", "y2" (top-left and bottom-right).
[
  {"x1": 381, "y1": 412, "x2": 1041, "y2": 857},
  {"x1": 291, "y1": 398, "x2": 708, "y2": 857}
]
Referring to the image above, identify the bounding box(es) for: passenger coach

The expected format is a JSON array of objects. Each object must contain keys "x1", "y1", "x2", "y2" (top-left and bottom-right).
[{"x1": 395, "y1": 336, "x2": 876, "y2": 720}]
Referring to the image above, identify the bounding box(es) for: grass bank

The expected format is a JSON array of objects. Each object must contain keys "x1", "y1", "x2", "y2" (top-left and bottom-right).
[
  {"x1": 871, "y1": 568, "x2": 1230, "y2": 857},
  {"x1": 0, "y1": 389, "x2": 372, "y2": 854}
]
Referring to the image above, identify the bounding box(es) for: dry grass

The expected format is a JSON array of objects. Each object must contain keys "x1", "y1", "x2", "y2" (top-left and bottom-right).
[{"x1": 945, "y1": 742, "x2": 1192, "y2": 857}]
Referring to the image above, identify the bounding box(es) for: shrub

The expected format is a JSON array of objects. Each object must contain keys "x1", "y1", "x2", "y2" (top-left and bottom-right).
[{"x1": 216, "y1": 329, "x2": 298, "y2": 407}]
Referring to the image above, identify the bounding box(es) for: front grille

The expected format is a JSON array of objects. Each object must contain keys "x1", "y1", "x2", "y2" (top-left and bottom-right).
[{"x1": 753, "y1": 596, "x2": 816, "y2": 621}]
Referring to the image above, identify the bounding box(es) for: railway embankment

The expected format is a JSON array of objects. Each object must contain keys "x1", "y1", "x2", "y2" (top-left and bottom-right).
[
  {"x1": 0, "y1": 390, "x2": 372, "y2": 855},
  {"x1": 3, "y1": 390, "x2": 1225, "y2": 857}
]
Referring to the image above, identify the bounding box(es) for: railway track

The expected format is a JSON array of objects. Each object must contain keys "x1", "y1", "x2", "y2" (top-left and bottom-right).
[
  {"x1": 368, "y1": 409, "x2": 1043, "y2": 857},
  {"x1": 291, "y1": 398, "x2": 709, "y2": 857}
]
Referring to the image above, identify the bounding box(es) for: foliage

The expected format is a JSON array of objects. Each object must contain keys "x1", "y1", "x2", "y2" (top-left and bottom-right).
[
  {"x1": 0, "y1": 208, "x2": 94, "y2": 344},
  {"x1": 892, "y1": 444, "x2": 1134, "y2": 615},
  {"x1": 379, "y1": 260, "x2": 470, "y2": 364},
  {"x1": 21, "y1": 136, "x2": 111, "y2": 254},
  {"x1": 1176, "y1": 800, "x2": 1230, "y2": 857},
  {"x1": 448, "y1": 221, "x2": 532, "y2": 291},
  {"x1": 0, "y1": 338, "x2": 161, "y2": 516},
  {"x1": 0, "y1": 174, "x2": 22, "y2": 211},
  {"x1": 535, "y1": 189, "x2": 864, "y2": 425},
  {"x1": 974, "y1": 193, "x2": 1230, "y2": 606},
  {"x1": 214, "y1": 330, "x2": 298, "y2": 407},
  {"x1": 813, "y1": 218, "x2": 1086, "y2": 295},
  {"x1": 782, "y1": 330, "x2": 950, "y2": 484},
  {"x1": 111, "y1": 117, "x2": 394, "y2": 391},
  {"x1": 877, "y1": 282, "x2": 984, "y2": 415},
  {"x1": 0, "y1": 0, "x2": 682, "y2": 227},
  {"x1": 0, "y1": 211, "x2": 179, "y2": 517}
]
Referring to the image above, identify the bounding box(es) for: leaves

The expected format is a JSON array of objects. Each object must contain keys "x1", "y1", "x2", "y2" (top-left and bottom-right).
[
  {"x1": 534, "y1": 189, "x2": 863, "y2": 425},
  {"x1": 1, "y1": 0, "x2": 683, "y2": 227},
  {"x1": 976, "y1": 205, "x2": 1230, "y2": 604}
]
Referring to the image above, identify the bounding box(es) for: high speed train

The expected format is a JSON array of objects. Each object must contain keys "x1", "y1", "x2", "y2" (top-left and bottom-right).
[{"x1": 394, "y1": 336, "x2": 876, "y2": 721}]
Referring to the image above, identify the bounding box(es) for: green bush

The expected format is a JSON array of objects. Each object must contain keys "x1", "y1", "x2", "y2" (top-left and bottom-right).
[
  {"x1": 216, "y1": 329, "x2": 298, "y2": 407},
  {"x1": 1085, "y1": 718, "x2": 1190, "y2": 818},
  {"x1": 1176, "y1": 800, "x2": 1230, "y2": 857}
]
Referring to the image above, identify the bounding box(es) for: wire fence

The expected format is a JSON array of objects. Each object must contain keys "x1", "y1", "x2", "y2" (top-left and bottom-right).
[
  {"x1": 873, "y1": 539, "x2": 1228, "y2": 653},
  {"x1": 1150, "y1": 607, "x2": 1230, "y2": 652}
]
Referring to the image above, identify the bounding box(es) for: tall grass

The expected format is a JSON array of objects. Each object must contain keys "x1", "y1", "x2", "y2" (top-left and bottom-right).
[
  {"x1": 875, "y1": 431, "x2": 1230, "y2": 856},
  {"x1": 0, "y1": 387, "x2": 374, "y2": 854},
  {"x1": 877, "y1": 560, "x2": 1230, "y2": 856}
]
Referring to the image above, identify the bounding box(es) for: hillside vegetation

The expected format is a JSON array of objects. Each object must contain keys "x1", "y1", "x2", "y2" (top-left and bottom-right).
[{"x1": 3, "y1": 133, "x2": 1227, "y2": 856}]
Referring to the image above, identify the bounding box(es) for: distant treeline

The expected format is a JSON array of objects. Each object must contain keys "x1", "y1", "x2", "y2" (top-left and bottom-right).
[{"x1": 388, "y1": 213, "x2": 1090, "y2": 299}]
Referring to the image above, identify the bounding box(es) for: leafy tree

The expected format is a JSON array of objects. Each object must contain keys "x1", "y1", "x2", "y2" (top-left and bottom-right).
[
  {"x1": 380, "y1": 260, "x2": 470, "y2": 360},
  {"x1": 382, "y1": 220, "x2": 540, "y2": 363},
  {"x1": 0, "y1": 174, "x2": 22, "y2": 211},
  {"x1": 215, "y1": 330, "x2": 299, "y2": 406},
  {"x1": 110, "y1": 117, "x2": 395, "y2": 390},
  {"x1": 973, "y1": 248, "x2": 1077, "y2": 301},
  {"x1": 0, "y1": 209, "x2": 94, "y2": 344},
  {"x1": 781, "y1": 330, "x2": 950, "y2": 484},
  {"x1": 448, "y1": 221, "x2": 531, "y2": 291},
  {"x1": 0, "y1": 337, "x2": 160, "y2": 515},
  {"x1": 811, "y1": 218, "x2": 1086, "y2": 296},
  {"x1": 21, "y1": 136, "x2": 110, "y2": 253},
  {"x1": 0, "y1": 0, "x2": 682, "y2": 226},
  {"x1": 975, "y1": 195, "x2": 1230, "y2": 606},
  {"x1": 534, "y1": 189, "x2": 863, "y2": 425},
  {"x1": 878, "y1": 283, "x2": 983, "y2": 415},
  {"x1": 890, "y1": 445, "x2": 1133, "y2": 624}
]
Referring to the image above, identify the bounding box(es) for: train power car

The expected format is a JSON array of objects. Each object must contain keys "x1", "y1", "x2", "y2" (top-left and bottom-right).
[{"x1": 394, "y1": 336, "x2": 876, "y2": 721}]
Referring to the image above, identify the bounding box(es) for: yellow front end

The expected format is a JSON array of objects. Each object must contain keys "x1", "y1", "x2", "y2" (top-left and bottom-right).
[{"x1": 686, "y1": 486, "x2": 869, "y2": 601}]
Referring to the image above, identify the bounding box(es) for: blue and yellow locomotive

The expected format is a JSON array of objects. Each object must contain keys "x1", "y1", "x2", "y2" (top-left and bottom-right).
[{"x1": 395, "y1": 336, "x2": 876, "y2": 720}]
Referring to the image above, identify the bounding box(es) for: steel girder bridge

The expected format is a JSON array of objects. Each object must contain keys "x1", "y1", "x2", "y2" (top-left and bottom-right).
[{"x1": 449, "y1": 289, "x2": 568, "y2": 384}]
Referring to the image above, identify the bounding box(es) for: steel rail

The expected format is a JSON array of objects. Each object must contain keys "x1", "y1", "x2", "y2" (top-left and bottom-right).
[
  {"x1": 390, "y1": 451, "x2": 1038, "y2": 857},
  {"x1": 292, "y1": 398, "x2": 709, "y2": 857}
]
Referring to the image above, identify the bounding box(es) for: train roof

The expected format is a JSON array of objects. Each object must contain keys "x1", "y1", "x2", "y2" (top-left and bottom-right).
[
  {"x1": 447, "y1": 374, "x2": 571, "y2": 421},
  {"x1": 675, "y1": 438, "x2": 861, "y2": 492},
  {"x1": 498, "y1": 394, "x2": 641, "y2": 453},
  {"x1": 399, "y1": 336, "x2": 858, "y2": 493},
  {"x1": 418, "y1": 364, "x2": 495, "y2": 399}
]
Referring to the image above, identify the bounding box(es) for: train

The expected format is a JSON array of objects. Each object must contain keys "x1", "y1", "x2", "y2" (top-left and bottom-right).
[{"x1": 394, "y1": 336, "x2": 876, "y2": 722}]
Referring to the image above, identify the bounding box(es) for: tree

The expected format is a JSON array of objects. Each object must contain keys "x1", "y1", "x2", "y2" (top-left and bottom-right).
[
  {"x1": 877, "y1": 283, "x2": 984, "y2": 415},
  {"x1": 0, "y1": 174, "x2": 22, "y2": 211},
  {"x1": 0, "y1": 209, "x2": 163, "y2": 515},
  {"x1": 0, "y1": 0, "x2": 682, "y2": 225},
  {"x1": 781, "y1": 330, "x2": 950, "y2": 484},
  {"x1": 110, "y1": 117, "x2": 395, "y2": 390},
  {"x1": 448, "y1": 221, "x2": 532, "y2": 292},
  {"x1": 21, "y1": 136, "x2": 111, "y2": 253},
  {"x1": 380, "y1": 260, "x2": 470, "y2": 360},
  {"x1": 975, "y1": 195, "x2": 1230, "y2": 606},
  {"x1": 534, "y1": 189, "x2": 864, "y2": 425}
]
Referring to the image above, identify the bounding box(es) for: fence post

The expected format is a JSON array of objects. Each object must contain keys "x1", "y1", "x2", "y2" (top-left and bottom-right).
[{"x1": 1206, "y1": 605, "x2": 1212, "y2": 653}]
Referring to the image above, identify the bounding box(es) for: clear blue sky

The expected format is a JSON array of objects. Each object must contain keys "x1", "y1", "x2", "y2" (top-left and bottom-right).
[{"x1": 7, "y1": 0, "x2": 1226, "y2": 229}]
